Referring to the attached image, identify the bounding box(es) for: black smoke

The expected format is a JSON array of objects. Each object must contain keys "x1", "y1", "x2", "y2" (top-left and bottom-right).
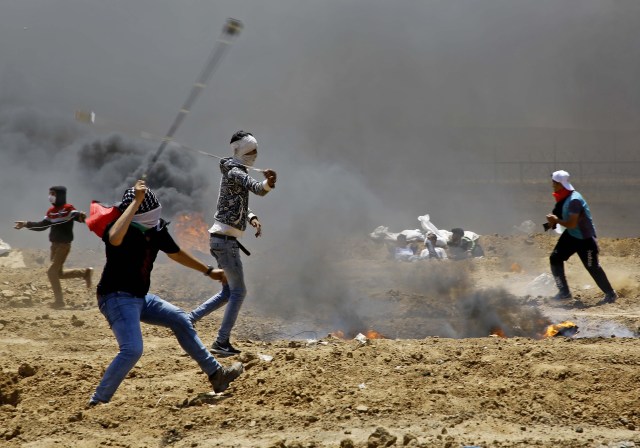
[
  {"x1": 0, "y1": 105, "x2": 212, "y2": 247},
  {"x1": 77, "y1": 133, "x2": 209, "y2": 217}
]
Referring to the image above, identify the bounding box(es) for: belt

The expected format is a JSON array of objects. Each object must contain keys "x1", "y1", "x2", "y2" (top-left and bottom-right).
[
  {"x1": 210, "y1": 233, "x2": 251, "y2": 256},
  {"x1": 211, "y1": 233, "x2": 237, "y2": 241}
]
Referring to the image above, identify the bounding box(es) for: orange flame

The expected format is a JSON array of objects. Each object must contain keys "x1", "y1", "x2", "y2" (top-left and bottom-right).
[
  {"x1": 329, "y1": 329, "x2": 386, "y2": 340},
  {"x1": 544, "y1": 321, "x2": 578, "y2": 338},
  {"x1": 365, "y1": 329, "x2": 385, "y2": 339},
  {"x1": 173, "y1": 212, "x2": 209, "y2": 254},
  {"x1": 490, "y1": 326, "x2": 506, "y2": 338}
]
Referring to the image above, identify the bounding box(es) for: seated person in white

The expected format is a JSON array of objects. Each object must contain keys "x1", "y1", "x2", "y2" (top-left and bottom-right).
[
  {"x1": 394, "y1": 234, "x2": 416, "y2": 261},
  {"x1": 420, "y1": 232, "x2": 448, "y2": 260}
]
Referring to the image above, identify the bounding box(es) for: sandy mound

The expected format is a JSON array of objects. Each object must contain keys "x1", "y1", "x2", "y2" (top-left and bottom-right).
[{"x1": 1, "y1": 234, "x2": 639, "y2": 447}]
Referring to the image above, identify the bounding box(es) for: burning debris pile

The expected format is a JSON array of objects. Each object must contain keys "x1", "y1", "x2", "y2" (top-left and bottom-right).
[
  {"x1": 460, "y1": 288, "x2": 552, "y2": 339},
  {"x1": 173, "y1": 212, "x2": 210, "y2": 255},
  {"x1": 330, "y1": 329, "x2": 386, "y2": 340},
  {"x1": 253, "y1": 252, "x2": 570, "y2": 341},
  {"x1": 544, "y1": 321, "x2": 579, "y2": 338}
]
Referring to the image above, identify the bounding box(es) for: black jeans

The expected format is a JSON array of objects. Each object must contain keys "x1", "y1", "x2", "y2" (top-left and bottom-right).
[{"x1": 549, "y1": 232, "x2": 613, "y2": 295}]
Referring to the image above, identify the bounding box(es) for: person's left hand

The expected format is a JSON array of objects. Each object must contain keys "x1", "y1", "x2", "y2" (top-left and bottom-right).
[
  {"x1": 77, "y1": 211, "x2": 87, "y2": 223},
  {"x1": 546, "y1": 214, "x2": 559, "y2": 226},
  {"x1": 250, "y1": 218, "x2": 262, "y2": 237},
  {"x1": 207, "y1": 268, "x2": 227, "y2": 284}
]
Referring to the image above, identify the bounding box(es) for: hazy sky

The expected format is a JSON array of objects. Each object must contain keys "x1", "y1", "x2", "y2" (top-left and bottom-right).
[{"x1": 2, "y1": 0, "x2": 640, "y2": 246}]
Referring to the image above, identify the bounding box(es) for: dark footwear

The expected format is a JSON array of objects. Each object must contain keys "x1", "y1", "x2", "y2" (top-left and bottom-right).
[
  {"x1": 599, "y1": 291, "x2": 618, "y2": 305},
  {"x1": 209, "y1": 362, "x2": 244, "y2": 393},
  {"x1": 550, "y1": 291, "x2": 572, "y2": 301},
  {"x1": 86, "y1": 398, "x2": 105, "y2": 408},
  {"x1": 84, "y1": 268, "x2": 94, "y2": 289},
  {"x1": 211, "y1": 340, "x2": 241, "y2": 357}
]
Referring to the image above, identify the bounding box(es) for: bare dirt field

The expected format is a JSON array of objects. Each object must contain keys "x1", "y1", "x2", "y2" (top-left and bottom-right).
[{"x1": 1, "y1": 233, "x2": 640, "y2": 448}]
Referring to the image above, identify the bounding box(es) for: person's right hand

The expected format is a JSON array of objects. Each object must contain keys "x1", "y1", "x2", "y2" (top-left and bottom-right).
[
  {"x1": 14, "y1": 221, "x2": 27, "y2": 229},
  {"x1": 263, "y1": 169, "x2": 277, "y2": 188},
  {"x1": 133, "y1": 179, "x2": 148, "y2": 203}
]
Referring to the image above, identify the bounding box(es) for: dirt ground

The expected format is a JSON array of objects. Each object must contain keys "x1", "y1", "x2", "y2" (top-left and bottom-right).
[{"x1": 1, "y1": 233, "x2": 640, "y2": 448}]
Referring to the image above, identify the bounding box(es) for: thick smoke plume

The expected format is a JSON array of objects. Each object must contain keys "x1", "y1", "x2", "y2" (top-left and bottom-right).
[
  {"x1": 0, "y1": 105, "x2": 211, "y2": 246},
  {"x1": 77, "y1": 134, "x2": 209, "y2": 217}
]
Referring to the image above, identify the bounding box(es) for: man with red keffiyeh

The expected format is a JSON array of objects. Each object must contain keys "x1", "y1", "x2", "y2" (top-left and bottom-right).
[
  {"x1": 545, "y1": 170, "x2": 617, "y2": 305},
  {"x1": 14, "y1": 185, "x2": 92, "y2": 308}
]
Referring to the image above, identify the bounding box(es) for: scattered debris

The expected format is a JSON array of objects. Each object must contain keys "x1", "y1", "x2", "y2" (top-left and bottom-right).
[
  {"x1": 354, "y1": 333, "x2": 369, "y2": 345},
  {"x1": 0, "y1": 239, "x2": 11, "y2": 256},
  {"x1": 526, "y1": 273, "x2": 557, "y2": 297},
  {"x1": 71, "y1": 315, "x2": 85, "y2": 327},
  {"x1": 513, "y1": 220, "x2": 537, "y2": 234},
  {"x1": 367, "y1": 426, "x2": 397, "y2": 448}
]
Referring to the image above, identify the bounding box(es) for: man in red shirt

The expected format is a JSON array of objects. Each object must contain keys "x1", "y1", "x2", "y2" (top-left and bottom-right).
[{"x1": 15, "y1": 186, "x2": 92, "y2": 308}]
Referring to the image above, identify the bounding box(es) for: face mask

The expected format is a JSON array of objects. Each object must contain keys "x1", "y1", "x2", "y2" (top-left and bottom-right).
[
  {"x1": 48, "y1": 195, "x2": 56, "y2": 204},
  {"x1": 231, "y1": 135, "x2": 258, "y2": 167},
  {"x1": 132, "y1": 207, "x2": 162, "y2": 229},
  {"x1": 239, "y1": 153, "x2": 257, "y2": 167}
]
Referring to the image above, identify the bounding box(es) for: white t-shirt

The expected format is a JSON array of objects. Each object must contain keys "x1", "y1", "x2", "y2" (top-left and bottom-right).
[
  {"x1": 394, "y1": 246, "x2": 414, "y2": 261},
  {"x1": 420, "y1": 247, "x2": 448, "y2": 260}
]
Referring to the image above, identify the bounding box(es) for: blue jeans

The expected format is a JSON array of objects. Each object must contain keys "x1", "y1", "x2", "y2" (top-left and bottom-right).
[
  {"x1": 91, "y1": 292, "x2": 222, "y2": 403},
  {"x1": 189, "y1": 235, "x2": 247, "y2": 343}
]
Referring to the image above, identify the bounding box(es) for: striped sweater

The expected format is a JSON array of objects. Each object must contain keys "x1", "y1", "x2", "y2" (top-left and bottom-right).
[{"x1": 213, "y1": 157, "x2": 271, "y2": 231}]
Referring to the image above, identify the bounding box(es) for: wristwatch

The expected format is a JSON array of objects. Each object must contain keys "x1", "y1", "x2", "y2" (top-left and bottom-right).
[{"x1": 204, "y1": 265, "x2": 214, "y2": 276}]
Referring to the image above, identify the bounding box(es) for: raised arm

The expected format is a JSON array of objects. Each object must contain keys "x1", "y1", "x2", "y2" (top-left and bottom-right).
[
  {"x1": 228, "y1": 168, "x2": 276, "y2": 197},
  {"x1": 108, "y1": 180, "x2": 146, "y2": 246}
]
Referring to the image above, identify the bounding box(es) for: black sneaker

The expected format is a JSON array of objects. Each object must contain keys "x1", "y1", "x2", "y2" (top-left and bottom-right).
[
  {"x1": 550, "y1": 291, "x2": 572, "y2": 301},
  {"x1": 209, "y1": 362, "x2": 244, "y2": 393},
  {"x1": 600, "y1": 291, "x2": 618, "y2": 305},
  {"x1": 211, "y1": 340, "x2": 241, "y2": 357},
  {"x1": 50, "y1": 300, "x2": 65, "y2": 309},
  {"x1": 86, "y1": 398, "x2": 105, "y2": 408}
]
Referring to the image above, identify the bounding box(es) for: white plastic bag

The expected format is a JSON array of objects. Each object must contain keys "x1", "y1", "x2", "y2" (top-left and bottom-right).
[
  {"x1": 369, "y1": 226, "x2": 424, "y2": 243},
  {"x1": 400, "y1": 229, "x2": 424, "y2": 242},
  {"x1": 369, "y1": 225, "x2": 393, "y2": 241},
  {"x1": 463, "y1": 230, "x2": 480, "y2": 241},
  {"x1": 417, "y1": 215, "x2": 448, "y2": 247}
]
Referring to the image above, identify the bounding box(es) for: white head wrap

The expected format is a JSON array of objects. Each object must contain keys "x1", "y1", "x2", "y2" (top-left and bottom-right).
[{"x1": 231, "y1": 135, "x2": 258, "y2": 167}]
